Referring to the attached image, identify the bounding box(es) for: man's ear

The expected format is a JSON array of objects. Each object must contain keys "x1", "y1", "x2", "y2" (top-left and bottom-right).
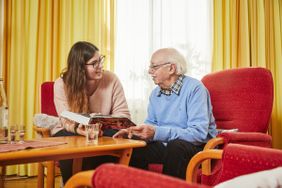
[{"x1": 169, "y1": 63, "x2": 177, "y2": 74}]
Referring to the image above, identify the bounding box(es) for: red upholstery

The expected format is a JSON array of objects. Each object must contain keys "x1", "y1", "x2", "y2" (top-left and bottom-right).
[
  {"x1": 203, "y1": 144, "x2": 282, "y2": 186},
  {"x1": 92, "y1": 164, "x2": 210, "y2": 188},
  {"x1": 41, "y1": 82, "x2": 57, "y2": 116},
  {"x1": 202, "y1": 67, "x2": 273, "y2": 133}
]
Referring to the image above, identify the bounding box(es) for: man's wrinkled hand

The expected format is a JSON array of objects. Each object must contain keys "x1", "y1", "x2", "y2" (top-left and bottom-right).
[
  {"x1": 113, "y1": 128, "x2": 133, "y2": 139},
  {"x1": 129, "y1": 124, "x2": 155, "y2": 141},
  {"x1": 113, "y1": 125, "x2": 155, "y2": 141}
]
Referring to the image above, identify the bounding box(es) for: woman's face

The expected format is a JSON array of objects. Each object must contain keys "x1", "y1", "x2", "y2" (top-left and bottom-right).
[{"x1": 85, "y1": 52, "x2": 105, "y2": 80}]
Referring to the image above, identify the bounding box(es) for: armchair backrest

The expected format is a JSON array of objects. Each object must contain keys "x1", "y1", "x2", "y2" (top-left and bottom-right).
[
  {"x1": 201, "y1": 67, "x2": 273, "y2": 133},
  {"x1": 41, "y1": 81, "x2": 57, "y2": 116}
]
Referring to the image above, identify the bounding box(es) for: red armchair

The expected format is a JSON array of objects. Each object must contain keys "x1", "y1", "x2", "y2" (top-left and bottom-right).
[
  {"x1": 187, "y1": 144, "x2": 282, "y2": 186},
  {"x1": 33, "y1": 81, "x2": 59, "y2": 188},
  {"x1": 202, "y1": 67, "x2": 273, "y2": 149},
  {"x1": 197, "y1": 67, "x2": 274, "y2": 184},
  {"x1": 65, "y1": 163, "x2": 210, "y2": 188},
  {"x1": 65, "y1": 152, "x2": 282, "y2": 188}
]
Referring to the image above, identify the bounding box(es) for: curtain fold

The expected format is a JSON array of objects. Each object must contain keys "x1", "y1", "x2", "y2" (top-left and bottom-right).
[
  {"x1": 0, "y1": 0, "x2": 3, "y2": 74},
  {"x1": 2, "y1": 0, "x2": 115, "y2": 176},
  {"x1": 213, "y1": 0, "x2": 282, "y2": 149}
]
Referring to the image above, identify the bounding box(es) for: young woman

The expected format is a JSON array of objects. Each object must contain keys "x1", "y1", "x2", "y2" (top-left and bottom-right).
[{"x1": 51, "y1": 41, "x2": 130, "y2": 184}]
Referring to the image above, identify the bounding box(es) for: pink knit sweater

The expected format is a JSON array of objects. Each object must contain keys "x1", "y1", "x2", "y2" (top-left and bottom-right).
[{"x1": 51, "y1": 71, "x2": 130, "y2": 135}]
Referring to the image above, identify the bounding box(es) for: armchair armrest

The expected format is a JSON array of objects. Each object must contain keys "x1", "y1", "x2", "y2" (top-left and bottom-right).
[
  {"x1": 217, "y1": 132, "x2": 272, "y2": 148},
  {"x1": 64, "y1": 170, "x2": 93, "y2": 188},
  {"x1": 201, "y1": 132, "x2": 272, "y2": 176},
  {"x1": 33, "y1": 126, "x2": 51, "y2": 138},
  {"x1": 186, "y1": 150, "x2": 223, "y2": 183},
  {"x1": 204, "y1": 132, "x2": 272, "y2": 152}
]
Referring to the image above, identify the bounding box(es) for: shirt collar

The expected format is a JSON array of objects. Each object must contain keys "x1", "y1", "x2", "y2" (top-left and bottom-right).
[{"x1": 157, "y1": 75, "x2": 184, "y2": 96}]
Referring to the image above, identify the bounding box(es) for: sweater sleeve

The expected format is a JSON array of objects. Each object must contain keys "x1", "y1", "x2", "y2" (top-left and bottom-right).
[
  {"x1": 111, "y1": 75, "x2": 131, "y2": 119},
  {"x1": 144, "y1": 91, "x2": 158, "y2": 126}
]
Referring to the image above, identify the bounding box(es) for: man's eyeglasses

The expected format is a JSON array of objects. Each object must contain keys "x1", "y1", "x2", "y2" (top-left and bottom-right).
[
  {"x1": 149, "y1": 62, "x2": 171, "y2": 71},
  {"x1": 85, "y1": 55, "x2": 105, "y2": 69}
]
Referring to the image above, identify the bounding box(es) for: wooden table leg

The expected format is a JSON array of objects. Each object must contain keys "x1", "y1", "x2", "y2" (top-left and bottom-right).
[
  {"x1": 37, "y1": 163, "x2": 44, "y2": 188},
  {"x1": 118, "y1": 148, "x2": 133, "y2": 165},
  {"x1": 72, "y1": 158, "x2": 83, "y2": 175},
  {"x1": 0, "y1": 166, "x2": 6, "y2": 188},
  {"x1": 46, "y1": 161, "x2": 55, "y2": 188}
]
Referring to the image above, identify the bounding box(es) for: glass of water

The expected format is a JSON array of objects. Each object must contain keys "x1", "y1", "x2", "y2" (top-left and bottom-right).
[
  {"x1": 18, "y1": 124, "x2": 25, "y2": 144},
  {"x1": 0, "y1": 127, "x2": 8, "y2": 144},
  {"x1": 85, "y1": 123, "x2": 100, "y2": 144},
  {"x1": 9, "y1": 125, "x2": 17, "y2": 144}
]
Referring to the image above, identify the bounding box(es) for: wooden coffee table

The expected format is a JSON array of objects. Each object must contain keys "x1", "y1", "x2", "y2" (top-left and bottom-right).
[{"x1": 0, "y1": 136, "x2": 146, "y2": 188}]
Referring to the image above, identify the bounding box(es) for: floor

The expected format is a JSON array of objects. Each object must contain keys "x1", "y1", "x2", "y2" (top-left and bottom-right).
[{"x1": 4, "y1": 175, "x2": 62, "y2": 188}]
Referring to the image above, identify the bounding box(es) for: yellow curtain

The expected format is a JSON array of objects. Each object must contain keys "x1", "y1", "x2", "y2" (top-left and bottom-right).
[
  {"x1": 213, "y1": 0, "x2": 282, "y2": 149},
  {"x1": 2, "y1": 0, "x2": 115, "y2": 176}
]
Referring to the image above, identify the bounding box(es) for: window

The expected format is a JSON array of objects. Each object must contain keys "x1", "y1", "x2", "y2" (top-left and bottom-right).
[{"x1": 115, "y1": 0, "x2": 213, "y2": 123}]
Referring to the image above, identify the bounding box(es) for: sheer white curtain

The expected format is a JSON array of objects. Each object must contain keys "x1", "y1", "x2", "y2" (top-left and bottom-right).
[{"x1": 115, "y1": 0, "x2": 213, "y2": 124}]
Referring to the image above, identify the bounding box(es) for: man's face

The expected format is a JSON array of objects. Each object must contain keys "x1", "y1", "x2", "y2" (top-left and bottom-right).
[{"x1": 148, "y1": 52, "x2": 172, "y2": 88}]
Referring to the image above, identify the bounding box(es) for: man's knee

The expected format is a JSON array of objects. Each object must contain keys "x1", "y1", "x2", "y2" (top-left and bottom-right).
[
  {"x1": 167, "y1": 139, "x2": 191, "y2": 152},
  {"x1": 166, "y1": 139, "x2": 202, "y2": 158}
]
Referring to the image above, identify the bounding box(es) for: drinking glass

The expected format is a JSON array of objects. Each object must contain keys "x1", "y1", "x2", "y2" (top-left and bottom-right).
[
  {"x1": 9, "y1": 125, "x2": 17, "y2": 144},
  {"x1": 0, "y1": 127, "x2": 8, "y2": 144},
  {"x1": 85, "y1": 123, "x2": 100, "y2": 144},
  {"x1": 18, "y1": 124, "x2": 25, "y2": 144}
]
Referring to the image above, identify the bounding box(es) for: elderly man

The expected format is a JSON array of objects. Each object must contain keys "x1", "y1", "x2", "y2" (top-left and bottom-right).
[{"x1": 114, "y1": 48, "x2": 217, "y2": 179}]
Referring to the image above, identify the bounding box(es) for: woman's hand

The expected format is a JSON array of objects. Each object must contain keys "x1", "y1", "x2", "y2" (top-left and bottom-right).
[{"x1": 76, "y1": 124, "x2": 87, "y2": 136}]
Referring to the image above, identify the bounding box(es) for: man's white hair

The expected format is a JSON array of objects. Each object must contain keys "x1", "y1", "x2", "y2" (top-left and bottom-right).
[{"x1": 162, "y1": 48, "x2": 187, "y2": 75}]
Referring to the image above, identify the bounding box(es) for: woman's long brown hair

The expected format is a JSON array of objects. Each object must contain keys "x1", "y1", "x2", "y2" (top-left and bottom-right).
[{"x1": 61, "y1": 41, "x2": 99, "y2": 113}]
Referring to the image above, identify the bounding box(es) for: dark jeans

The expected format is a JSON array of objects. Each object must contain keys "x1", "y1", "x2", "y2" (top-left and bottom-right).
[
  {"x1": 53, "y1": 129, "x2": 117, "y2": 184},
  {"x1": 129, "y1": 139, "x2": 204, "y2": 179}
]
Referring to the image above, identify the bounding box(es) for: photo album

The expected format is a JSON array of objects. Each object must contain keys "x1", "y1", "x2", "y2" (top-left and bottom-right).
[{"x1": 60, "y1": 111, "x2": 136, "y2": 136}]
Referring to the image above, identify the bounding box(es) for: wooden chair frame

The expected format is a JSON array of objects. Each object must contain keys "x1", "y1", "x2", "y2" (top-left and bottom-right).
[
  {"x1": 64, "y1": 170, "x2": 94, "y2": 188},
  {"x1": 33, "y1": 126, "x2": 57, "y2": 188},
  {"x1": 186, "y1": 149, "x2": 223, "y2": 183}
]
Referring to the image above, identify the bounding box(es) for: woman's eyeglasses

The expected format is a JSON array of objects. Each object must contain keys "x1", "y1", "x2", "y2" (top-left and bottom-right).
[{"x1": 85, "y1": 55, "x2": 105, "y2": 69}]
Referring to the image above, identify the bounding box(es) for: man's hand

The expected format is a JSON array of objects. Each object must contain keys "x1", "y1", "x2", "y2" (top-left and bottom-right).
[
  {"x1": 130, "y1": 124, "x2": 155, "y2": 140},
  {"x1": 113, "y1": 124, "x2": 155, "y2": 141},
  {"x1": 113, "y1": 128, "x2": 132, "y2": 139}
]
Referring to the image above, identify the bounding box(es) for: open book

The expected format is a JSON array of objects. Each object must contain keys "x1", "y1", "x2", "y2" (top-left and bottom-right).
[{"x1": 60, "y1": 111, "x2": 136, "y2": 135}]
